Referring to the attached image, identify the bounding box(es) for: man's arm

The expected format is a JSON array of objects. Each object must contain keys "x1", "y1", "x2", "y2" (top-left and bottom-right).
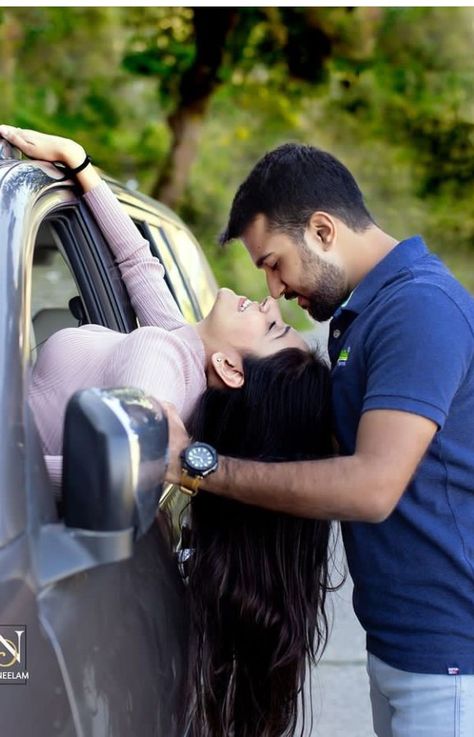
[{"x1": 165, "y1": 407, "x2": 437, "y2": 521}]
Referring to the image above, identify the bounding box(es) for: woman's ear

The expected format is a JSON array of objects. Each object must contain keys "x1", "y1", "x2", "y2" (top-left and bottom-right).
[{"x1": 211, "y1": 352, "x2": 244, "y2": 389}]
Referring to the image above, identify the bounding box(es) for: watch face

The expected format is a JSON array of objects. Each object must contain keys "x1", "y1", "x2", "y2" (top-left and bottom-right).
[{"x1": 185, "y1": 443, "x2": 217, "y2": 475}]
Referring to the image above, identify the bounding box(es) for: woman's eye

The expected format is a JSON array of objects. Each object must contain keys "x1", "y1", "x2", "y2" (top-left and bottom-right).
[{"x1": 268, "y1": 321, "x2": 276, "y2": 332}]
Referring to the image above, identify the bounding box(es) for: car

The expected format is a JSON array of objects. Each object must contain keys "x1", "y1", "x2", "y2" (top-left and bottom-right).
[{"x1": 0, "y1": 137, "x2": 218, "y2": 736}]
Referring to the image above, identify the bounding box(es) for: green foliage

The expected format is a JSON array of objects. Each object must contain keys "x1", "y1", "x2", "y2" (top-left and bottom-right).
[
  {"x1": 371, "y1": 8, "x2": 474, "y2": 199},
  {"x1": 122, "y1": 7, "x2": 194, "y2": 109}
]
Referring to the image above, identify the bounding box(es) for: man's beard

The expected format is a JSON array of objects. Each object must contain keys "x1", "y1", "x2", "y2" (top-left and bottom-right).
[
  {"x1": 298, "y1": 248, "x2": 349, "y2": 322},
  {"x1": 307, "y1": 259, "x2": 349, "y2": 321}
]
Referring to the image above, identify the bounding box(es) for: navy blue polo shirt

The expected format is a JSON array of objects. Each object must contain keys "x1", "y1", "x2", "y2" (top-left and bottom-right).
[{"x1": 329, "y1": 235, "x2": 474, "y2": 674}]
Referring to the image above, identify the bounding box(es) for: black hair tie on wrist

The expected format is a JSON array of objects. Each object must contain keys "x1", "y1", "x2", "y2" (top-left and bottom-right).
[{"x1": 52, "y1": 154, "x2": 92, "y2": 179}]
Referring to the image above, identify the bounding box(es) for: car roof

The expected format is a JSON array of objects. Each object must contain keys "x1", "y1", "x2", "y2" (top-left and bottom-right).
[{"x1": 0, "y1": 149, "x2": 190, "y2": 232}]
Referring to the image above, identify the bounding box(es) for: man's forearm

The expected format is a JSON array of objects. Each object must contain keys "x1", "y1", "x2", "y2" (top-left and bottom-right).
[
  {"x1": 202, "y1": 454, "x2": 391, "y2": 522},
  {"x1": 194, "y1": 409, "x2": 437, "y2": 522}
]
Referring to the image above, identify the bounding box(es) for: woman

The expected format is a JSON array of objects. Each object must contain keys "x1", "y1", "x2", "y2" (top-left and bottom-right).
[
  {"x1": 0, "y1": 125, "x2": 306, "y2": 485},
  {"x1": 186, "y1": 346, "x2": 335, "y2": 737}
]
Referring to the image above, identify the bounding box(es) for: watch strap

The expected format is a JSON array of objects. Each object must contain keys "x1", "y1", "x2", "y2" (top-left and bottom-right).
[{"x1": 179, "y1": 472, "x2": 203, "y2": 497}]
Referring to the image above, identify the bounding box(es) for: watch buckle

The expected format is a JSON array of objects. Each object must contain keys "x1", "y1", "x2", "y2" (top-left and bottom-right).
[{"x1": 179, "y1": 473, "x2": 202, "y2": 496}]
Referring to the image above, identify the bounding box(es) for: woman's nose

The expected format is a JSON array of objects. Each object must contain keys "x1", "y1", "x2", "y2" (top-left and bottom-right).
[
  {"x1": 259, "y1": 296, "x2": 281, "y2": 319},
  {"x1": 259, "y1": 296, "x2": 276, "y2": 312}
]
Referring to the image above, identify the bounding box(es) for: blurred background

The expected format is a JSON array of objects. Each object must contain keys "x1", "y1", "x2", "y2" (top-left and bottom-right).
[
  {"x1": 2, "y1": 5, "x2": 473, "y2": 334},
  {"x1": 3, "y1": 8, "x2": 472, "y2": 734}
]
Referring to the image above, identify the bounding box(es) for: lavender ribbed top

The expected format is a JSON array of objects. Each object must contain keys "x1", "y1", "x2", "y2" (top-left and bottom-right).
[{"x1": 29, "y1": 180, "x2": 207, "y2": 485}]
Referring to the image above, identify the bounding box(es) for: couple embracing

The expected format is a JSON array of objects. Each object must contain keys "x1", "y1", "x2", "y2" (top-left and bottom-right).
[{"x1": 3, "y1": 123, "x2": 473, "y2": 737}]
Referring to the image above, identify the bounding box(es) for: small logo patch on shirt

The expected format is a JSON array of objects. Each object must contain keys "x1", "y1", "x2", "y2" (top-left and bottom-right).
[
  {"x1": 447, "y1": 667, "x2": 460, "y2": 675},
  {"x1": 337, "y1": 347, "x2": 351, "y2": 366}
]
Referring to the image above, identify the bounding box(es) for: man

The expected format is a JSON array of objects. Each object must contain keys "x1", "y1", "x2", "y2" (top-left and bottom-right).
[{"x1": 167, "y1": 143, "x2": 474, "y2": 736}]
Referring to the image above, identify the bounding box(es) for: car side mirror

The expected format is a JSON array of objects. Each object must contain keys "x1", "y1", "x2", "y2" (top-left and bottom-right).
[
  {"x1": 35, "y1": 388, "x2": 168, "y2": 588},
  {"x1": 62, "y1": 387, "x2": 168, "y2": 538}
]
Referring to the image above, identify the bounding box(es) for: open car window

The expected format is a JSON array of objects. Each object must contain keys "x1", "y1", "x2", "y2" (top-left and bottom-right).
[
  {"x1": 31, "y1": 221, "x2": 82, "y2": 357},
  {"x1": 30, "y1": 202, "x2": 138, "y2": 360}
]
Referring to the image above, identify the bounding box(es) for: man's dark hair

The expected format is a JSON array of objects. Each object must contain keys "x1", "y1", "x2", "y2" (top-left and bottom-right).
[{"x1": 220, "y1": 143, "x2": 374, "y2": 244}]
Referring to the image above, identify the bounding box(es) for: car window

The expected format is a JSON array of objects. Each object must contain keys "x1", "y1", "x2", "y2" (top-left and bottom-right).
[
  {"x1": 32, "y1": 234, "x2": 78, "y2": 315},
  {"x1": 31, "y1": 222, "x2": 81, "y2": 355},
  {"x1": 113, "y1": 194, "x2": 213, "y2": 324},
  {"x1": 146, "y1": 223, "x2": 197, "y2": 324},
  {"x1": 162, "y1": 224, "x2": 217, "y2": 320}
]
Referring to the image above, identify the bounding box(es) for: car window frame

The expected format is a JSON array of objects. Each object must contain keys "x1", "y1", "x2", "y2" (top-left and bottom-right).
[
  {"x1": 73, "y1": 197, "x2": 138, "y2": 331},
  {"x1": 155, "y1": 223, "x2": 203, "y2": 320},
  {"x1": 29, "y1": 191, "x2": 138, "y2": 337},
  {"x1": 144, "y1": 222, "x2": 199, "y2": 324},
  {"x1": 110, "y1": 195, "x2": 204, "y2": 324}
]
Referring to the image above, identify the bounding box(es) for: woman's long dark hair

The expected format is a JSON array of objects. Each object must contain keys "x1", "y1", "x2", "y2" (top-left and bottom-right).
[{"x1": 186, "y1": 347, "x2": 335, "y2": 737}]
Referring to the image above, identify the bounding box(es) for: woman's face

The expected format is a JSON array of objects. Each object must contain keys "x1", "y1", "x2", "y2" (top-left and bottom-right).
[{"x1": 205, "y1": 288, "x2": 307, "y2": 357}]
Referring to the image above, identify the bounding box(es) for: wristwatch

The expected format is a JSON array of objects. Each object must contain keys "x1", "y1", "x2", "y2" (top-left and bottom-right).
[{"x1": 179, "y1": 442, "x2": 218, "y2": 496}]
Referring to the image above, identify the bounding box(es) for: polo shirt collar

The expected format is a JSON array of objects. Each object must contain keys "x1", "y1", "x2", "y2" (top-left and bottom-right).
[{"x1": 338, "y1": 235, "x2": 428, "y2": 317}]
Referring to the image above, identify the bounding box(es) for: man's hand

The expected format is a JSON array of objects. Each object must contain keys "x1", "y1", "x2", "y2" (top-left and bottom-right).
[
  {"x1": 161, "y1": 402, "x2": 191, "y2": 484},
  {"x1": 0, "y1": 124, "x2": 85, "y2": 168}
]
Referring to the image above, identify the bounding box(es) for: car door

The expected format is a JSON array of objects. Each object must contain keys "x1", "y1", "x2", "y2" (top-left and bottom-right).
[{"x1": 0, "y1": 156, "x2": 189, "y2": 737}]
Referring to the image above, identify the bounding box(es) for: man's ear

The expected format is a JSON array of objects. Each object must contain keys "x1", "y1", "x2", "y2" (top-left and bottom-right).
[
  {"x1": 308, "y1": 211, "x2": 336, "y2": 250},
  {"x1": 211, "y1": 352, "x2": 244, "y2": 389}
]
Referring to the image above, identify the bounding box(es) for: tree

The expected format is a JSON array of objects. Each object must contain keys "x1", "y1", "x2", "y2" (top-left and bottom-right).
[
  {"x1": 152, "y1": 9, "x2": 237, "y2": 205},
  {"x1": 123, "y1": 7, "x2": 366, "y2": 207}
]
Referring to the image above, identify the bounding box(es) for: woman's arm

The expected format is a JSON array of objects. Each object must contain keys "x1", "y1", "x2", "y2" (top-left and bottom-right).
[
  {"x1": 81, "y1": 180, "x2": 186, "y2": 330},
  {"x1": 0, "y1": 125, "x2": 185, "y2": 330}
]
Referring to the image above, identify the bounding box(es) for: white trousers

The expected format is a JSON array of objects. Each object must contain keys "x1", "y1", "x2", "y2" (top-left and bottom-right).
[{"x1": 368, "y1": 653, "x2": 474, "y2": 737}]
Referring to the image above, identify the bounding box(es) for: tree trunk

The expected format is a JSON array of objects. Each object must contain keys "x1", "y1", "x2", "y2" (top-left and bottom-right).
[
  {"x1": 152, "y1": 103, "x2": 207, "y2": 206},
  {"x1": 152, "y1": 8, "x2": 237, "y2": 207}
]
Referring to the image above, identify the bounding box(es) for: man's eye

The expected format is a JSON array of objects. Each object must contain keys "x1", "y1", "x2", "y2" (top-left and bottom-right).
[{"x1": 270, "y1": 261, "x2": 279, "y2": 271}]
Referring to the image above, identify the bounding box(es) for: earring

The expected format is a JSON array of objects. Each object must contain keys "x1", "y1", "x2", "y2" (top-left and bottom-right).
[{"x1": 216, "y1": 357, "x2": 222, "y2": 363}]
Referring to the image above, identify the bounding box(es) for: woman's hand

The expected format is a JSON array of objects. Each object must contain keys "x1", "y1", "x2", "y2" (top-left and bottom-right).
[
  {"x1": 0, "y1": 125, "x2": 85, "y2": 169},
  {"x1": 0, "y1": 124, "x2": 101, "y2": 192}
]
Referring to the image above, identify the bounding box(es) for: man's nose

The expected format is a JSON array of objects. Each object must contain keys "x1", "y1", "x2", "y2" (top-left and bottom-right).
[{"x1": 266, "y1": 271, "x2": 285, "y2": 299}]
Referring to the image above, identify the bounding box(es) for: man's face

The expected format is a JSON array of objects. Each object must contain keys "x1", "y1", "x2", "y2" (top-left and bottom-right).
[{"x1": 242, "y1": 214, "x2": 350, "y2": 322}]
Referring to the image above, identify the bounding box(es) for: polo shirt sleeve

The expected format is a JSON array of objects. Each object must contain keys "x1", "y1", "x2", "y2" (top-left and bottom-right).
[{"x1": 362, "y1": 283, "x2": 473, "y2": 428}]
